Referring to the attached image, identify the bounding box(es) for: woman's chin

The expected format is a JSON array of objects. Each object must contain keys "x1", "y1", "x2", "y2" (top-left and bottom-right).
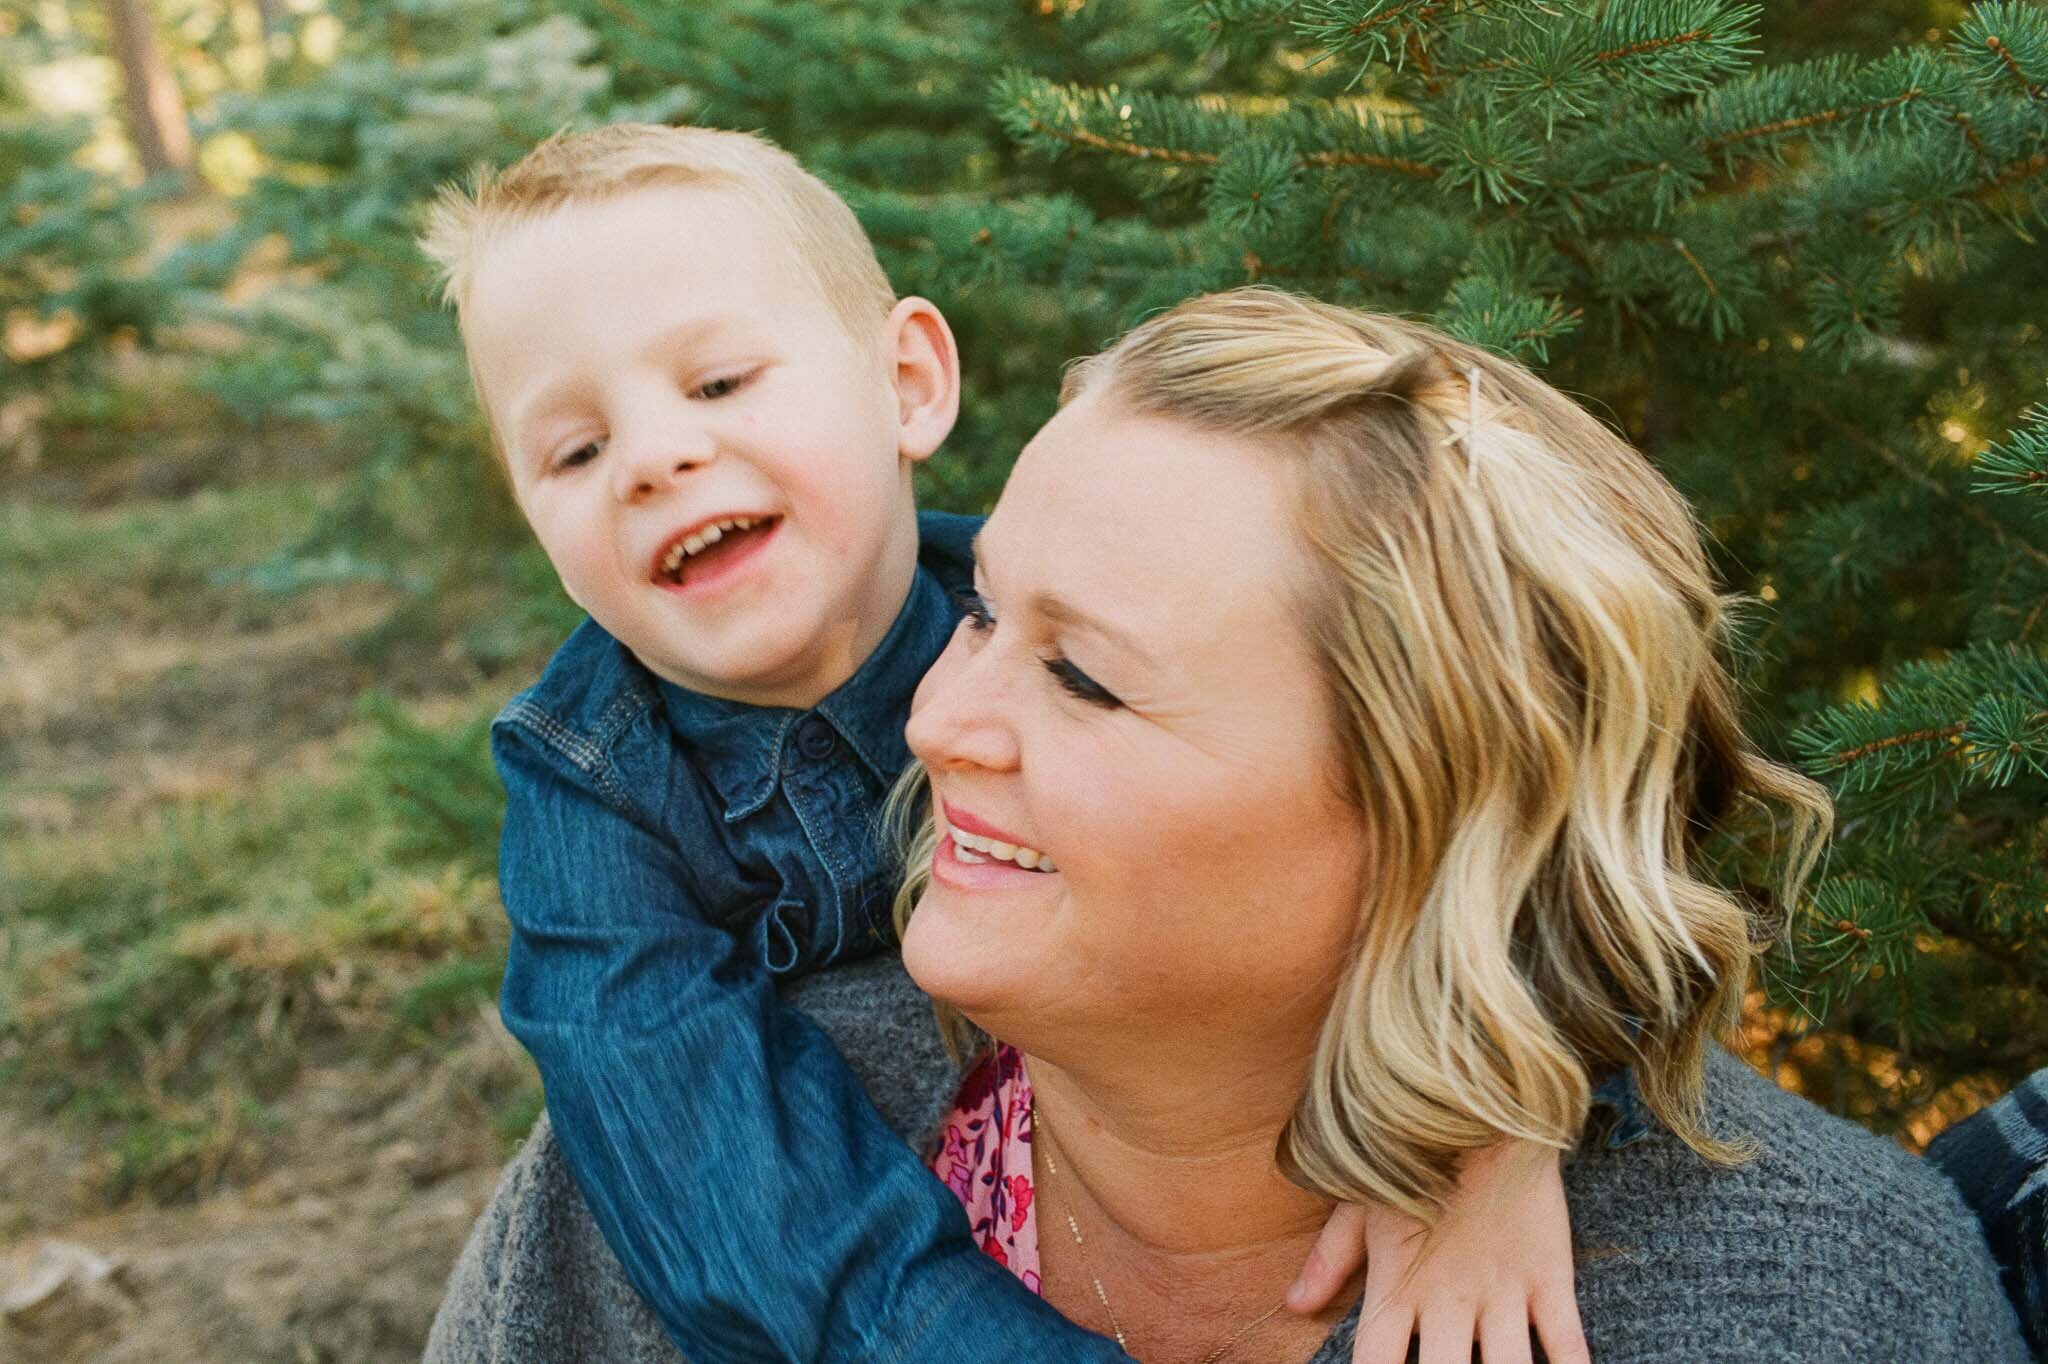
[{"x1": 900, "y1": 886, "x2": 1032, "y2": 1018}]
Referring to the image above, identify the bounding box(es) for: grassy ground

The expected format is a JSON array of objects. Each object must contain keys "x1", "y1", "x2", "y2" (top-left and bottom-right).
[{"x1": 1, "y1": 368, "x2": 553, "y2": 1361}]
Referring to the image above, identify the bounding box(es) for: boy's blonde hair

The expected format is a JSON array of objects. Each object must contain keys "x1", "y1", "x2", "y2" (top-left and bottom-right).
[
  {"x1": 420, "y1": 123, "x2": 897, "y2": 451},
  {"x1": 894, "y1": 287, "x2": 1832, "y2": 1224}
]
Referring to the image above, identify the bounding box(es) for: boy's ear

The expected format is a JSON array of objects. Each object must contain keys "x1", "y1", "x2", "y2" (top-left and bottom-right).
[{"x1": 884, "y1": 297, "x2": 960, "y2": 464}]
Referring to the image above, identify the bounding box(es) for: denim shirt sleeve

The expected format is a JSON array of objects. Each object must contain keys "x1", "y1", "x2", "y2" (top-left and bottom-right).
[
  {"x1": 1926, "y1": 1068, "x2": 2048, "y2": 1356},
  {"x1": 492, "y1": 727, "x2": 1129, "y2": 1363}
]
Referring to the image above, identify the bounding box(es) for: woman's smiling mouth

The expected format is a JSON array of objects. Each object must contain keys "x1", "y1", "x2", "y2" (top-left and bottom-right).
[
  {"x1": 934, "y1": 800, "x2": 1059, "y2": 886},
  {"x1": 947, "y1": 825, "x2": 1057, "y2": 872}
]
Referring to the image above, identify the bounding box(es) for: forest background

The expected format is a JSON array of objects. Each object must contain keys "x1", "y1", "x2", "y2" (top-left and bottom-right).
[{"x1": 3, "y1": 0, "x2": 2046, "y2": 1360}]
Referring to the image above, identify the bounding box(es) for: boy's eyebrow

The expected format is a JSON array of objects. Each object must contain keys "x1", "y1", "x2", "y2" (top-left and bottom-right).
[
  {"x1": 643, "y1": 314, "x2": 746, "y2": 366},
  {"x1": 969, "y1": 531, "x2": 1149, "y2": 661},
  {"x1": 509, "y1": 375, "x2": 595, "y2": 456}
]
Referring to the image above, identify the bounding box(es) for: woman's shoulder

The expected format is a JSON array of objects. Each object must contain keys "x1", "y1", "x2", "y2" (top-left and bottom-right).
[
  {"x1": 1561, "y1": 1047, "x2": 2029, "y2": 1361},
  {"x1": 424, "y1": 1113, "x2": 678, "y2": 1364},
  {"x1": 1308, "y1": 1050, "x2": 2028, "y2": 1364}
]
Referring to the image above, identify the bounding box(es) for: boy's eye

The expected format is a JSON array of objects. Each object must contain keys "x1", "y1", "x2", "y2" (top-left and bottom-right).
[
  {"x1": 557, "y1": 439, "x2": 603, "y2": 471},
  {"x1": 1042, "y1": 654, "x2": 1123, "y2": 710},
  {"x1": 695, "y1": 370, "x2": 753, "y2": 400},
  {"x1": 951, "y1": 587, "x2": 995, "y2": 632}
]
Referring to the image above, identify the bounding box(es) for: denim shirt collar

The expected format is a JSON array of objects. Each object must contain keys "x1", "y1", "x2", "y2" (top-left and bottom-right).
[
  {"x1": 656, "y1": 565, "x2": 956, "y2": 821},
  {"x1": 1588, "y1": 1065, "x2": 1654, "y2": 1151}
]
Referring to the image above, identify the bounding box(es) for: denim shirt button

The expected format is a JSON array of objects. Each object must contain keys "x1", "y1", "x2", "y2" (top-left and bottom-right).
[{"x1": 795, "y1": 716, "x2": 837, "y2": 761}]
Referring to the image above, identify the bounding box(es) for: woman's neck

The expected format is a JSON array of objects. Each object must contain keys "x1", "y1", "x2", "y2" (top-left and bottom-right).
[{"x1": 1025, "y1": 1050, "x2": 1357, "y2": 1360}]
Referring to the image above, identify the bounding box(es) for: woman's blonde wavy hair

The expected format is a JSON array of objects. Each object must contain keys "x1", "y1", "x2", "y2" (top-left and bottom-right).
[{"x1": 893, "y1": 287, "x2": 1831, "y2": 1224}]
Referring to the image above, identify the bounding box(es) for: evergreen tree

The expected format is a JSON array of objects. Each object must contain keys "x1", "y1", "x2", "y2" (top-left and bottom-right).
[
  {"x1": 129, "y1": 0, "x2": 2045, "y2": 1131},
  {"x1": 1789, "y1": 401, "x2": 2048, "y2": 1117},
  {"x1": 965, "y1": 0, "x2": 2048, "y2": 1130},
  {"x1": 0, "y1": 31, "x2": 162, "y2": 411}
]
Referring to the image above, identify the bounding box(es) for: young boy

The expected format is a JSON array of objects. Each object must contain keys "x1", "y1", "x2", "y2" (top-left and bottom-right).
[{"x1": 419, "y1": 123, "x2": 1585, "y2": 1362}]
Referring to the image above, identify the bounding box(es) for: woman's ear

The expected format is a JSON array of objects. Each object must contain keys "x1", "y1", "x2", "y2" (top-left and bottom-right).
[{"x1": 884, "y1": 296, "x2": 961, "y2": 465}]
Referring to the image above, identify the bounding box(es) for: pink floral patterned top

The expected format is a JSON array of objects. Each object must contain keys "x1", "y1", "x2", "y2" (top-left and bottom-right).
[{"x1": 926, "y1": 1043, "x2": 1042, "y2": 1296}]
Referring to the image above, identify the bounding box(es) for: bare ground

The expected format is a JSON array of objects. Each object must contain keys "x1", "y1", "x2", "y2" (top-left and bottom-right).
[
  {"x1": 2, "y1": 419, "x2": 533, "y2": 1363},
  {"x1": 0, "y1": 1014, "x2": 521, "y2": 1364}
]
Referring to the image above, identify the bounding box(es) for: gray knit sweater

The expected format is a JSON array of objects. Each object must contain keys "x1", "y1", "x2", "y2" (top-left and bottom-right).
[{"x1": 424, "y1": 957, "x2": 2027, "y2": 1362}]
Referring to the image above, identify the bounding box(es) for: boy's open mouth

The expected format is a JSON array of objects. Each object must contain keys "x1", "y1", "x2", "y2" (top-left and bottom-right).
[{"x1": 652, "y1": 515, "x2": 780, "y2": 586}]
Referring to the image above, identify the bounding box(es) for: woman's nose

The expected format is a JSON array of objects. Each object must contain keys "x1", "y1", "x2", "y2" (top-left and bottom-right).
[{"x1": 905, "y1": 631, "x2": 1022, "y2": 775}]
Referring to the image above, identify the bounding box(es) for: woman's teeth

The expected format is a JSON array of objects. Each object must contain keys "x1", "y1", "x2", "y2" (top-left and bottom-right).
[
  {"x1": 660, "y1": 516, "x2": 762, "y2": 578},
  {"x1": 949, "y1": 826, "x2": 1056, "y2": 873}
]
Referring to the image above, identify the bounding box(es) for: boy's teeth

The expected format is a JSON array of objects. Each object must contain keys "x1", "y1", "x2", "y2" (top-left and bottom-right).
[
  {"x1": 949, "y1": 826, "x2": 1056, "y2": 872},
  {"x1": 660, "y1": 517, "x2": 763, "y2": 578}
]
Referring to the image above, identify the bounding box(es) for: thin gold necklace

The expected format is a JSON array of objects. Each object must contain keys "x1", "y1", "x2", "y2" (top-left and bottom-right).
[{"x1": 1031, "y1": 1097, "x2": 1286, "y2": 1364}]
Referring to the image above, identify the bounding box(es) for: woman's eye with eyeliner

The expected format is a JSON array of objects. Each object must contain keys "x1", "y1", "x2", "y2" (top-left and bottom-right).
[{"x1": 1043, "y1": 654, "x2": 1122, "y2": 709}]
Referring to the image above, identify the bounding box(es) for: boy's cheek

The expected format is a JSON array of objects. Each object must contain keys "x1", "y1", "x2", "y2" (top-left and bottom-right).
[{"x1": 527, "y1": 518, "x2": 609, "y2": 614}]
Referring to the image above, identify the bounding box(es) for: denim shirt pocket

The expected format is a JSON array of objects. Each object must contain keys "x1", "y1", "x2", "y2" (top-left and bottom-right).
[{"x1": 755, "y1": 897, "x2": 813, "y2": 977}]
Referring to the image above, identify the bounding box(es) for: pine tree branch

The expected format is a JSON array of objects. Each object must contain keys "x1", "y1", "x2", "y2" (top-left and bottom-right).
[
  {"x1": 1976, "y1": 149, "x2": 2048, "y2": 198},
  {"x1": 1319, "y1": 0, "x2": 1441, "y2": 46},
  {"x1": 1018, "y1": 118, "x2": 1441, "y2": 178},
  {"x1": 1945, "y1": 108, "x2": 1994, "y2": 172},
  {"x1": 1021, "y1": 119, "x2": 1220, "y2": 164},
  {"x1": 1816, "y1": 409, "x2": 2048, "y2": 573},
  {"x1": 1668, "y1": 236, "x2": 1719, "y2": 297},
  {"x1": 1983, "y1": 35, "x2": 2046, "y2": 101},
  {"x1": 1407, "y1": 27, "x2": 1441, "y2": 90},
  {"x1": 1299, "y1": 146, "x2": 1441, "y2": 176},
  {"x1": 1451, "y1": 23, "x2": 1719, "y2": 81},
  {"x1": 1830, "y1": 722, "x2": 1968, "y2": 765},
  {"x1": 1701, "y1": 91, "x2": 1922, "y2": 153},
  {"x1": 1597, "y1": 29, "x2": 1713, "y2": 65}
]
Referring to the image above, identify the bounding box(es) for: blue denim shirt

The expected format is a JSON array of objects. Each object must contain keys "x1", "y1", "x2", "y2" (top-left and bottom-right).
[{"x1": 494, "y1": 510, "x2": 1126, "y2": 1362}]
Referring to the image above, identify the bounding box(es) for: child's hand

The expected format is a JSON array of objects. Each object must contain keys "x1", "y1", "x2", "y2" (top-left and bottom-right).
[{"x1": 1285, "y1": 1141, "x2": 1589, "y2": 1364}]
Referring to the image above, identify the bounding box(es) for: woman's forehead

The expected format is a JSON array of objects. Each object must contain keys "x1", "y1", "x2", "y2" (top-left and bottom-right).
[{"x1": 983, "y1": 396, "x2": 1309, "y2": 636}]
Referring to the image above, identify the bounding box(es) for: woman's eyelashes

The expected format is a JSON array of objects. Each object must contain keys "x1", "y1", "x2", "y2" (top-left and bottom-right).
[
  {"x1": 949, "y1": 588, "x2": 1123, "y2": 709},
  {"x1": 1041, "y1": 653, "x2": 1121, "y2": 708},
  {"x1": 952, "y1": 586, "x2": 994, "y2": 631}
]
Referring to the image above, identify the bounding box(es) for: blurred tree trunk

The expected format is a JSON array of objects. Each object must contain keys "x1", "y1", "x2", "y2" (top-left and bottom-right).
[{"x1": 101, "y1": 0, "x2": 195, "y2": 187}]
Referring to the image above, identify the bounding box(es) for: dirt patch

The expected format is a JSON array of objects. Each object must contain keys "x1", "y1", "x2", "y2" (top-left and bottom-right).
[{"x1": 0, "y1": 1011, "x2": 526, "y2": 1364}]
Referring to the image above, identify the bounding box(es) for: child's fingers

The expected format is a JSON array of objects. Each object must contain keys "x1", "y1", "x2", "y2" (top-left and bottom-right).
[
  {"x1": 1416, "y1": 1305, "x2": 1479, "y2": 1364},
  {"x1": 1289, "y1": 1203, "x2": 1370, "y2": 1314},
  {"x1": 1476, "y1": 1301, "x2": 1536, "y2": 1364},
  {"x1": 1349, "y1": 1299, "x2": 1417, "y2": 1364},
  {"x1": 1531, "y1": 1285, "x2": 1592, "y2": 1364}
]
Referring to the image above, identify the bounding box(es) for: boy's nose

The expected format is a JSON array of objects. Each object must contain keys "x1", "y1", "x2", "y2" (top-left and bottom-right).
[{"x1": 611, "y1": 431, "x2": 717, "y2": 504}]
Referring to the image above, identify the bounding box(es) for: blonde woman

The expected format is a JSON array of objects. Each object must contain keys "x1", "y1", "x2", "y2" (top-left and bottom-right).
[{"x1": 430, "y1": 290, "x2": 2027, "y2": 1361}]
